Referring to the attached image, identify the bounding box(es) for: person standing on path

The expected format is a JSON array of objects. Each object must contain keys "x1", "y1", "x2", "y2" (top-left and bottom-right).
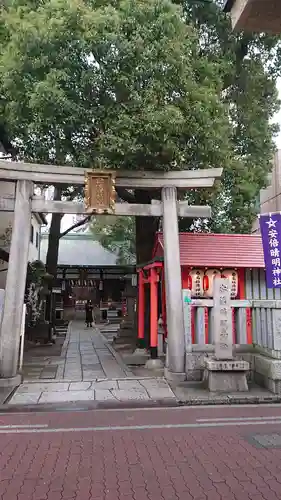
[{"x1": 85, "y1": 299, "x2": 94, "y2": 327}]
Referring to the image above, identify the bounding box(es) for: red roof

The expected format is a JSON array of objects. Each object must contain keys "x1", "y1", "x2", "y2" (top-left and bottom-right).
[{"x1": 154, "y1": 233, "x2": 265, "y2": 268}]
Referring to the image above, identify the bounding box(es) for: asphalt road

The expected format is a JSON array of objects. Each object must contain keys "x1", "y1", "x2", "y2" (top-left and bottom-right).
[{"x1": 1, "y1": 404, "x2": 281, "y2": 499}]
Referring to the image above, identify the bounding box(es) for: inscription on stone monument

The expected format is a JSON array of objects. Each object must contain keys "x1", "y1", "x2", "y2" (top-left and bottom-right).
[
  {"x1": 213, "y1": 278, "x2": 233, "y2": 360},
  {"x1": 84, "y1": 171, "x2": 116, "y2": 213}
]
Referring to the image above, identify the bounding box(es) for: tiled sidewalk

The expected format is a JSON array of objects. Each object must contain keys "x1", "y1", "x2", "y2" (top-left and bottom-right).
[{"x1": 1, "y1": 406, "x2": 281, "y2": 500}]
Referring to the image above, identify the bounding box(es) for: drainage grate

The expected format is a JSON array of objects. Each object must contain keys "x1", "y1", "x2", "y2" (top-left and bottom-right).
[{"x1": 245, "y1": 433, "x2": 281, "y2": 448}]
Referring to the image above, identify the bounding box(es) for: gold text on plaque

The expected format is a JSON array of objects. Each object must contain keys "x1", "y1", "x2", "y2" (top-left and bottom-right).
[{"x1": 84, "y1": 170, "x2": 116, "y2": 213}]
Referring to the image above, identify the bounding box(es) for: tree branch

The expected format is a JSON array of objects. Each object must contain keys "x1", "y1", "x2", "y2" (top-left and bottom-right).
[
  {"x1": 116, "y1": 187, "x2": 137, "y2": 204},
  {"x1": 0, "y1": 123, "x2": 18, "y2": 159},
  {"x1": 59, "y1": 215, "x2": 91, "y2": 239},
  {"x1": 59, "y1": 187, "x2": 137, "y2": 239}
]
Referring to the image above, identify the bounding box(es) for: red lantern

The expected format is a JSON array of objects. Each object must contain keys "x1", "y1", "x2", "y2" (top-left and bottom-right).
[{"x1": 203, "y1": 275, "x2": 209, "y2": 292}]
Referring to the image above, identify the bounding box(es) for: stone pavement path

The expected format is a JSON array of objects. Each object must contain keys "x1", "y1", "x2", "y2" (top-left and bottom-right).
[
  {"x1": 22, "y1": 321, "x2": 130, "y2": 382},
  {"x1": 8, "y1": 377, "x2": 176, "y2": 405},
  {"x1": 9, "y1": 321, "x2": 175, "y2": 405},
  {"x1": 60, "y1": 321, "x2": 130, "y2": 380},
  {"x1": 1, "y1": 405, "x2": 281, "y2": 499}
]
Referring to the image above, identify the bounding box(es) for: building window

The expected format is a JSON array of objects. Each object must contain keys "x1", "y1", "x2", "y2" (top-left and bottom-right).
[
  {"x1": 30, "y1": 225, "x2": 34, "y2": 243},
  {"x1": 36, "y1": 231, "x2": 39, "y2": 249}
]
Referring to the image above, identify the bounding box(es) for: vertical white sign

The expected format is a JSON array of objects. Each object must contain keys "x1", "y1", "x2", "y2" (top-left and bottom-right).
[
  {"x1": 19, "y1": 303, "x2": 26, "y2": 372},
  {"x1": 182, "y1": 289, "x2": 192, "y2": 350}
]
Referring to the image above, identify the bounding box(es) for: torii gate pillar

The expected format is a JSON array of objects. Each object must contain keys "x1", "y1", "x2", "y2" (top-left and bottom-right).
[
  {"x1": 0, "y1": 180, "x2": 33, "y2": 384},
  {"x1": 162, "y1": 186, "x2": 186, "y2": 381}
]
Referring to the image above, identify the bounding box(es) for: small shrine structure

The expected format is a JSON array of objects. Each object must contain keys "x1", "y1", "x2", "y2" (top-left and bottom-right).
[{"x1": 137, "y1": 231, "x2": 281, "y2": 393}]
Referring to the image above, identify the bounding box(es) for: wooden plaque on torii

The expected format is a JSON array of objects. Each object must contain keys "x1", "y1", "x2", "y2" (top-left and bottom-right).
[{"x1": 84, "y1": 171, "x2": 116, "y2": 213}]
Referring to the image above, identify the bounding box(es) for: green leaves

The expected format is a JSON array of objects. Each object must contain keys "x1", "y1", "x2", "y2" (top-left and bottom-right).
[
  {"x1": 179, "y1": 0, "x2": 281, "y2": 234},
  {"x1": 1, "y1": 0, "x2": 280, "y2": 238},
  {"x1": 91, "y1": 215, "x2": 135, "y2": 265},
  {"x1": 0, "y1": 0, "x2": 231, "y2": 170}
]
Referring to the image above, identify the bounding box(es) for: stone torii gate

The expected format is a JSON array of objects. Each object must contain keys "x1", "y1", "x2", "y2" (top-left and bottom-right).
[{"x1": 0, "y1": 160, "x2": 222, "y2": 386}]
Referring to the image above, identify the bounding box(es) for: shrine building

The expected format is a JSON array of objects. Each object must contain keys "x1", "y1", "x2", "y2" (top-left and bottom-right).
[
  {"x1": 137, "y1": 232, "x2": 269, "y2": 359},
  {"x1": 40, "y1": 232, "x2": 136, "y2": 321}
]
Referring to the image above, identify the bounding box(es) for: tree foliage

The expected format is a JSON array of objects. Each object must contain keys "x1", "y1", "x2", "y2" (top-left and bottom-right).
[
  {"x1": 91, "y1": 216, "x2": 135, "y2": 265},
  {"x1": 0, "y1": 0, "x2": 231, "y2": 167},
  {"x1": 0, "y1": 0, "x2": 280, "y2": 261},
  {"x1": 177, "y1": 0, "x2": 281, "y2": 233},
  {"x1": 0, "y1": 0, "x2": 236, "y2": 270},
  {"x1": 86, "y1": 0, "x2": 281, "y2": 250}
]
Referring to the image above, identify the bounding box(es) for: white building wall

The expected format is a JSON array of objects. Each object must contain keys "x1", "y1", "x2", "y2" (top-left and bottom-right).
[
  {"x1": 0, "y1": 181, "x2": 43, "y2": 289},
  {"x1": 28, "y1": 217, "x2": 41, "y2": 262},
  {"x1": 252, "y1": 151, "x2": 281, "y2": 234}
]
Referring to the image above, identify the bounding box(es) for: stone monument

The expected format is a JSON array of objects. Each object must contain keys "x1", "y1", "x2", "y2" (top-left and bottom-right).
[
  {"x1": 203, "y1": 278, "x2": 249, "y2": 392},
  {"x1": 113, "y1": 281, "x2": 137, "y2": 345}
]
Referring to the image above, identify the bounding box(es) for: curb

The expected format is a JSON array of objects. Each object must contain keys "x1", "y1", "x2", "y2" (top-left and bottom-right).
[
  {"x1": 0, "y1": 398, "x2": 178, "y2": 413},
  {"x1": 1, "y1": 394, "x2": 281, "y2": 413},
  {"x1": 176, "y1": 396, "x2": 281, "y2": 405},
  {"x1": 1, "y1": 385, "x2": 19, "y2": 405}
]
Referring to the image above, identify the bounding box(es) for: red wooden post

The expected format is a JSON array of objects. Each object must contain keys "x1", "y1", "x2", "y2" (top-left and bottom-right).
[
  {"x1": 150, "y1": 267, "x2": 158, "y2": 359},
  {"x1": 246, "y1": 308, "x2": 252, "y2": 345},
  {"x1": 238, "y1": 268, "x2": 252, "y2": 344},
  {"x1": 204, "y1": 307, "x2": 209, "y2": 344},
  {"x1": 137, "y1": 270, "x2": 145, "y2": 348},
  {"x1": 161, "y1": 269, "x2": 167, "y2": 338}
]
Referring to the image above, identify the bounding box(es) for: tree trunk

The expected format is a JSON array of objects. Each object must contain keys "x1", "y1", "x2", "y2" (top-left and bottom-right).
[
  {"x1": 135, "y1": 190, "x2": 159, "y2": 348},
  {"x1": 45, "y1": 186, "x2": 63, "y2": 335},
  {"x1": 46, "y1": 215, "x2": 62, "y2": 277},
  {"x1": 135, "y1": 190, "x2": 159, "y2": 264}
]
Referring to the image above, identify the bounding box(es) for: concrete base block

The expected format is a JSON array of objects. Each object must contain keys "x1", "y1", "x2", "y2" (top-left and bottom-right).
[
  {"x1": 117, "y1": 326, "x2": 134, "y2": 336},
  {"x1": 254, "y1": 372, "x2": 281, "y2": 394},
  {"x1": 185, "y1": 352, "x2": 205, "y2": 381},
  {"x1": 164, "y1": 367, "x2": 186, "y2": 383},
  {"x1": 145, "y1": 358, "x2": 164, "y2": 370},
  {"x1": 123, "y1": 350, "x2": 149, "y2": 366},
  {"x1": 203, "y1": 357, "x2": 249, "y2": 393},
  {"x1": 252, "y1": 353, "x2": 281, "y2": 394},
  {"x1": 113, "y1": 336, "x2": 134, "y2": 345},
  {"x1": 171, "y1": 348, "x2": 281, "y2": 393},
  {"x1": 158, "y1": 334, "x2": 164, "y2": 356},
  {"x1": 184, "y1": 350, "x2": 254, "y2": 382},
  {"x1": 203, "y1": 370, "x2": 249, "y2": 392},
  {"x1": 0, "y1": 374, "x2": 22, "y2": 388},
  {"x1": 254, "y1": 353, "x2": 281, "y2": 379},
  {"x1": 239, "y1": 353, "x2": 254, "y2": 381},
  {"x1": 133, "y1": 348, "x2": 148, "y2": 356},
  {"x1": 206, "y1": 358, "x2": 249, "y2": 371}
]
